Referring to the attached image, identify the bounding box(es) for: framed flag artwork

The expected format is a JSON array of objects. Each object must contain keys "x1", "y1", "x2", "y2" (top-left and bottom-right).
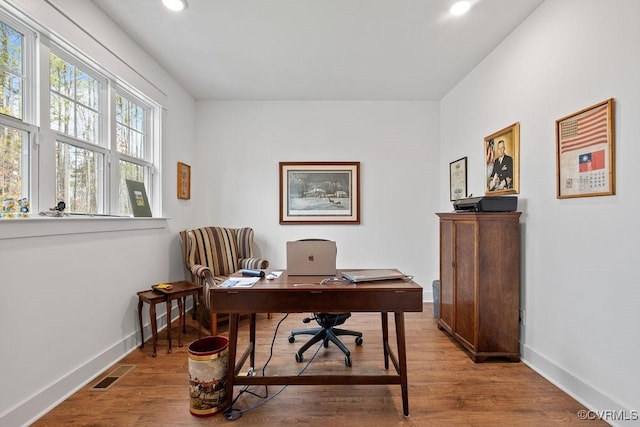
[{"x1": 555, "y1": 98, "x2": 615, "y2": 199}]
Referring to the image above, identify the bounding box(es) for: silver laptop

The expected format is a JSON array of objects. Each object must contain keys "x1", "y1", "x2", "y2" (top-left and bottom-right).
[
  {"x1": 286, "y1": 240, "x2": 337, "y2": 276},
  {"x1": 342, "y1": 269, "x2": 407, "y2": 283}
]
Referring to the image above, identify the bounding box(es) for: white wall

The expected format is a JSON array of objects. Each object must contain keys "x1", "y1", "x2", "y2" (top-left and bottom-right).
[
  {"x1": 194, "y1": 100, "x2": 440, "y2": 290},
  {"x1": 440, "y1": 0, "x2": 640, "y2": 421},
  {"x1": 4, "y1": 0, "x2": 639, "y2": 425},
  {"x1": 0, "y1": 1, "x2": 197, "y2": 425}
]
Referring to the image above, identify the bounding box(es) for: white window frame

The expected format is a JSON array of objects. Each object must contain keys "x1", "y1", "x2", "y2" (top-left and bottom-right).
[
  {"x1": 47, "y1": 45, "x2": 109, "y2": 214},
  {"x1": 111, "y1": 87, "x2": 156, "y2": 216},
  {"x1": 0, "y1": 115, "x2": 37, "y2": 201},
  {"x1": 0, "y1": 13, "x2": 38, "y2": 204},
  {"x1": 0, "y1": 7, "x2": 163, "y2": 237}
]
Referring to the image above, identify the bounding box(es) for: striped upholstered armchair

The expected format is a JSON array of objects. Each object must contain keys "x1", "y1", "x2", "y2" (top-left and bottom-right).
[{"x1": 179, "y1": 226, "x2": 269, "y2": 335}]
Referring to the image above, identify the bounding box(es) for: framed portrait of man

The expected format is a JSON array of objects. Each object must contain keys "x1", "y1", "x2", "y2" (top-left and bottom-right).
[{"x1": 484, "y1": 122, "x2": 520, "y2": 195}]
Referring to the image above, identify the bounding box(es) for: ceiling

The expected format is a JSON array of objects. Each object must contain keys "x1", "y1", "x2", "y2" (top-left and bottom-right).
[{"x1": 92, "y1": 0, "x2": 544, "y2": 101}]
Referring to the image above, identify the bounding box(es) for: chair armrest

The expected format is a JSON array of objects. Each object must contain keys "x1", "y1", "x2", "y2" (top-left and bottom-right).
[
  {"x1": 190, "y1": 264, "x2": 218, "y2": 309},
  {"x1": 190, "y1": 264, "x2": 215, "y2": 283},
  {"x1": 239, "y1": 258, "x2": 269, "y2": 270}
]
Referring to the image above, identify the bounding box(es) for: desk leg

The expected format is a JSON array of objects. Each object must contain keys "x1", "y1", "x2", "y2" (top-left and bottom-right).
[
  {"x1": 177, "y1": 297, "x2": 184, "y2": 347},
  {"x1": 138, "y1": 298, "x2": 145, "y2": 349},
  {"x1": 249, "y1": 313, "x2": 256, "y2": 369},
  {"x1": 149, "y1": 303, "x2": 158, "y2": 357},
  {"x1": 166, "y1": 300, "x2": 172, "y2": 353},
  {"x1": 224, "y1": 313, "x2": 239, "y2": 412},
  {"x1": 381, "y1": 312, "x2": 389, "y2": 369},
  {"x1": 394, "y1": 312, "x2": 409, "y2": 417}
]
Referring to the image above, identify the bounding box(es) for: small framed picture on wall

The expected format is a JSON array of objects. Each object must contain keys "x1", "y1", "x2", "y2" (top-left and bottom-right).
[
  {"x1": 177, "y1": 162, "x2": 191, "y2": 200},
  {"x1": 449, "y1": 157, "x2": 467, "y2": 201}
]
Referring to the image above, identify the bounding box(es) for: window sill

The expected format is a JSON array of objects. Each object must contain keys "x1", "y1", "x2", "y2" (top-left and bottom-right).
[{"x1": 0, "y1": 215, "x2": 168, "y2": 240}]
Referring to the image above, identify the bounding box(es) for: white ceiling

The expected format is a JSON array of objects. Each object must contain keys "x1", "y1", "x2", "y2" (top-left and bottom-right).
[{"x1": 92, "y1": 0, "x2": 544, "y2": 101}]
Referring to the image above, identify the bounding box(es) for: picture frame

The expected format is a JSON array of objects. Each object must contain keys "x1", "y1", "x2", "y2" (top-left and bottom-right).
[
  {"x1": 177, "y1": 162, "x2": 191, "y2": 200},
  {"x1": 125, "y1": 179, "x2": 152, "y2": 217},
  {"x1": 449, "y1": 157, "x2": 468, "y2": 201},
  {"x1": 279, "y1": 161, "x2": 360, "y2": 224},
  {"x1": 484, "y1": 122, "x2": 520, "y2": 195},
  {"x1": 555, "y1": 98, "x2": 615, "y2": 199}
]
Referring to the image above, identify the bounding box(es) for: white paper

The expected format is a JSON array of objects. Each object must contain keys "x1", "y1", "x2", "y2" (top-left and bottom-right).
[{"x1": 218, "y1": 277, "x2": 260, "y2": 288}]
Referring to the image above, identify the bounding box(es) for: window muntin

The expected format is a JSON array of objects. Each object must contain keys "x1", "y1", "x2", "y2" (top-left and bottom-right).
[{"x1": 0, "y1": 21, "x2": 24, "y2": 119}]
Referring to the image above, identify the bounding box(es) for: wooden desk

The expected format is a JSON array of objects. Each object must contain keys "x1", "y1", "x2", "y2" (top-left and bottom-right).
[{"x1": 209, "y1": 270, "x2": 423, "y2": 416}]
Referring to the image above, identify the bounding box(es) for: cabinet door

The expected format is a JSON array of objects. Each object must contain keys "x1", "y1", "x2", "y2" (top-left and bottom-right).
[
  {"x1": 454, "y1": 221, "x2": 476, "y2": 350},
  {"x1": 439, "y1": 220, "x2": 454, "y2": 331},
  {"x1": 476, "y1": 218, "x2": 521, "y2": 354}
]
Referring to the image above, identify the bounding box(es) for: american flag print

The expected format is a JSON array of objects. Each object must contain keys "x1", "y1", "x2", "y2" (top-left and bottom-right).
[{"x1": 559, "y1": 104, "x2": 607, "y2": 154}]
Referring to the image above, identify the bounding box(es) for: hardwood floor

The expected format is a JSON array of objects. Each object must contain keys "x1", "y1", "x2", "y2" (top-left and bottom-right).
[{"x1": 34, "y1": 304, "x2": 605, "y2": 426}]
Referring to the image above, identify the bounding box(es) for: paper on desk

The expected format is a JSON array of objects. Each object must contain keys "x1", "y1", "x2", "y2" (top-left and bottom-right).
[{"x1": 218, "y1": 277, "x2": 260, "y2": 288}]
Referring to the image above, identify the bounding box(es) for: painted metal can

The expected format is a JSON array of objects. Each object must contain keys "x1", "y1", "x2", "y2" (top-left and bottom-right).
[{"x1": 188, "y1": 336, "x2": 229, "y2": 416}]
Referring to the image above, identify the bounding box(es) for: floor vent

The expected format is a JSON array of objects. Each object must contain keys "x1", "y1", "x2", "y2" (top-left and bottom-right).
[{"x1": 90, "y1": 364, "x2": 136, "y2": 391}]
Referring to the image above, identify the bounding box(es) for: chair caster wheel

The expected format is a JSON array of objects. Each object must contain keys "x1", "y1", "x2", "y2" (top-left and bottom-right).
[
  {"x1": 288, "y1": 335, "x2": 295, "y2": 343},
  {"x1": 345, "y1": 356, "x2": 352, "y2": 367},
  {"x1": 355, "y1": 337, "x2": 363, "y2": 346},
  {"x1": 295, "y1": 353, "x2": 303, "y2": 363},
  {"x1": 323, "y1": 340, "x2": 329, "y2": 348}
]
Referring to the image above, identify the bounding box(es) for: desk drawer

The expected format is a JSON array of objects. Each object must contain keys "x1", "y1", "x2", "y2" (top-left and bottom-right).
[{"x1": 210, "y1": 288, "x2": 423, "y2": 313}]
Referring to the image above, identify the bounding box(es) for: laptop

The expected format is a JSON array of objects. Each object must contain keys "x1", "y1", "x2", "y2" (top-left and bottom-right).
[
  {"x1": 286, "y1": 240, "x2": 337, "y2": 276},
  {"x1": 342, "y1": 269, "x2": 407, "y2": 283}
]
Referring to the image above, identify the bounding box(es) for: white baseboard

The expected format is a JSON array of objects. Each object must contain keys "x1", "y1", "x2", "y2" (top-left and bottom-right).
[
  {"x1": 423, "y1": 291, "x2": 433, "y2": 302},
  {"x1": 1, "y1": 304, "x2": 187, "y2": 427},
  {"x1": 521, "y1": 344, "x2": 635, "y2": 427}
]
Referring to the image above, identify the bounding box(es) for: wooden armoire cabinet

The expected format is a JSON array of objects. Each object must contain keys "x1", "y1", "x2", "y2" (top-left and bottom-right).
[{"x1": 436, "y1": 212, "x2": 521, "y2": 362}]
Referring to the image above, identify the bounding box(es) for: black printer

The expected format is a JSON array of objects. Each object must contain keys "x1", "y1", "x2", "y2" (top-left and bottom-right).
[{"x1": 453, "y1": 196, "x2": 517, "y2": 212}]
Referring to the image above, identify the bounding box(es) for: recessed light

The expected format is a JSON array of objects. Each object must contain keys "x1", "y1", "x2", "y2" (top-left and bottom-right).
[
  {"x1": 450, "y1": 1, "x2": 471, "y2": 16},
  {"x1": 162, "y1": 0, "x2": 188, "y2": 12}
]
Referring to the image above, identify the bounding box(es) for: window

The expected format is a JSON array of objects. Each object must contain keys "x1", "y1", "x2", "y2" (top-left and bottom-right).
[
  {"x1": 0, "y1": 10, "x2": 161, "y2": 219},
  {"x1": 0, "y1": 21, "x2": 23, "y2": 119},
  {"x1": 115, "y1": 92, "x2": 153, "y2": 216},
  {"x1": 55, "y1": 140, "x2": 103, "y2": 213},
  {"x1": 49, "y1": 52, "x2": 101, "y2": 144},
  {"x1": 0, "y1": 124, "x2": 28, "y2": 202},
  {"x1": 50, "y1": 50, "x2": 106, "y2": 214},
  {"x1": 0, "y1": 18, "x2": 31, "y2": 204}
]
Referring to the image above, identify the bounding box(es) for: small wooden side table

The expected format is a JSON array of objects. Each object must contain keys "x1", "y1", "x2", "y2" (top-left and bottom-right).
[
  {"x1": 137, "y1": 290, "x2": 166, "y2": 357},
  {"x1": 160, "y1": 281, "x2": 202, "y2": 347},
  {"x1": 137, "y1": 281, "x2": 202, "y2": 357}
]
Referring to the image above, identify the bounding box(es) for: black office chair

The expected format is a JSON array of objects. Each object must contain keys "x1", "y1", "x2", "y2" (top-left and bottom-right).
[{"x1": 288, "y1": 312, "x2": 363, "y2": 366}]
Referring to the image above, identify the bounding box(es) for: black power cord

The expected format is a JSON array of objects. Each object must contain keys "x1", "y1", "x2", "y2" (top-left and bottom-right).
[{"x1": 224, "y1": 313, "x2": 327, "y2": 421}]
